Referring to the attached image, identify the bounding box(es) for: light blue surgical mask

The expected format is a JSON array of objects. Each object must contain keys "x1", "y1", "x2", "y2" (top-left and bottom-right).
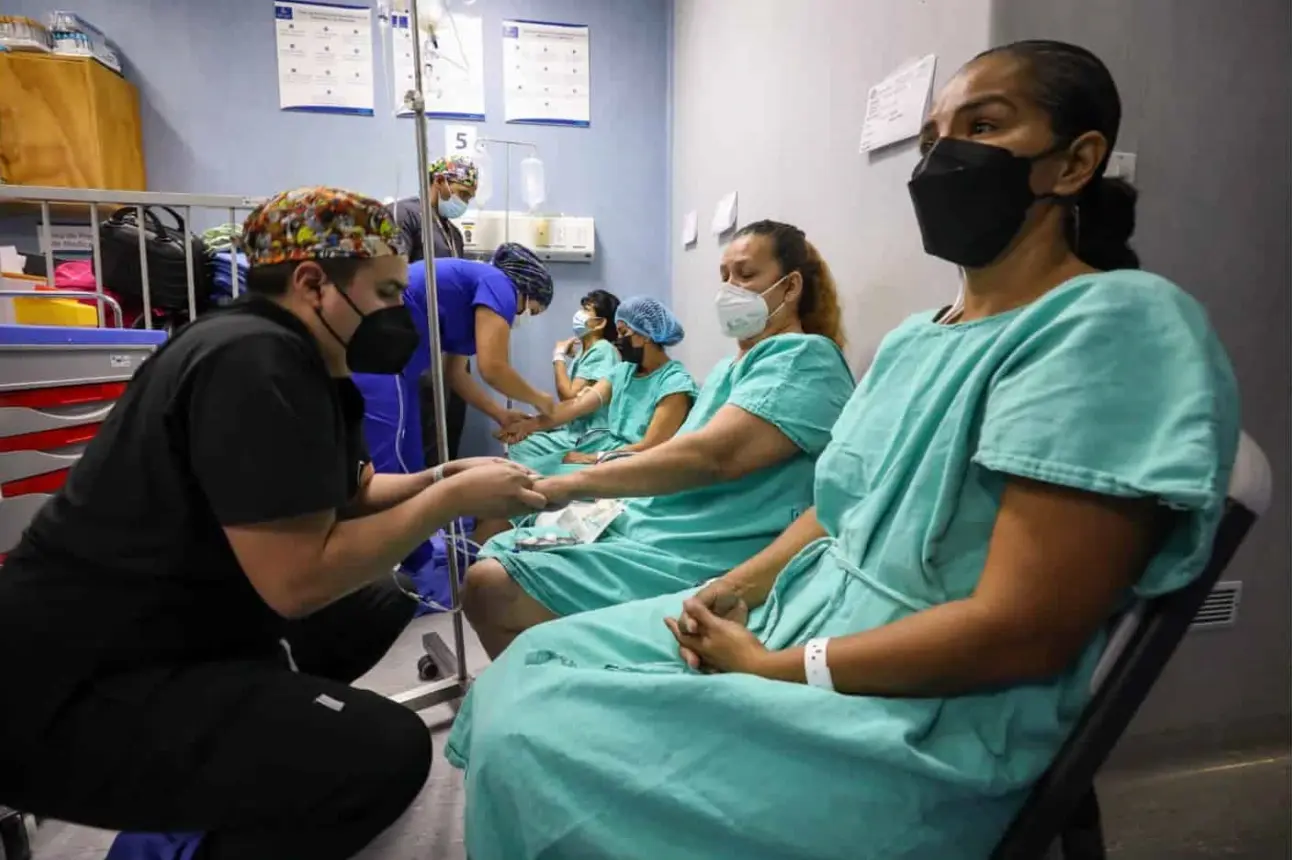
[
  {"x1": 572, "y1": 309, "x2": 594, "y2": 337},
  {"x1": 437, "y1": 194, "x2": 468, "y2": 220}
]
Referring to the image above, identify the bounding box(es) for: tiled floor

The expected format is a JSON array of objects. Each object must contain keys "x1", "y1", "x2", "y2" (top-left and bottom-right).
[{"x1": 28, "y1": 613, "x2": 1292, "y2": 859}]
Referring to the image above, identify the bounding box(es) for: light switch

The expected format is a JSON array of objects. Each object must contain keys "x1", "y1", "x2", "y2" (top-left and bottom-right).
[{"x1": 1106, "y1": 151, "x2": 1137, "y2": 184}]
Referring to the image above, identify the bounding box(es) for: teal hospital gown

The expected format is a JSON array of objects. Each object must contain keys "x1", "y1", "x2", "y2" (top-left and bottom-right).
[
  {"x1": 509, "y1": 338, "x2": 619, "y2": 475},
  {"x1": 543, "y1": 359, "x2": 700, "y2": 476},
  {"x1": 481, "y1": 333, "x2": 855, "y2": 615},
  {"x1": 447, "y1": 272, "x2": 1240, "y2": 860}
]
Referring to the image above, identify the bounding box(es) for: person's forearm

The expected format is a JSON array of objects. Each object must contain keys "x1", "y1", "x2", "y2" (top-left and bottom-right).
[
  {"x1": 753, "y1": 598, "x2": 1054, "y2": 697},
  {"x1": 347, "y1": 470, "x2": 437, "y2": 517},
  {"x1": 294, "y1": 480, "x2": 465, "y2": 615},
  {"x1": 538, "y1": 390, "x2": 601, "y2": 431},
  {"x1": 563, "y1": 433, "x2": 725, "y2": 500},
  {"x1": 449, "y1": 365, "x2": 507, "y2": 424},
  {"x1": 554, "y1": 361, "x2": 577, "y2": 401},
  {"x1": 480, "y1": 361, "x2": 549, "y2": 411},
  {"x1": 723, "y1": 508, "x2": 826, "y2": 608}
]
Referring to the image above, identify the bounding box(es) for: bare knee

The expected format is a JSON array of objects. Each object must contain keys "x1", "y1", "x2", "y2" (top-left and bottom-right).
[{"x1": 462, "y1": 559, "x2": 515, "y2": 626}]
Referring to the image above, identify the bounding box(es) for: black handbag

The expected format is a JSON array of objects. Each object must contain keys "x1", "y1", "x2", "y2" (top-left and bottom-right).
[{"x1": 99, "y1": 206, "x2": 212, "y2": 311}]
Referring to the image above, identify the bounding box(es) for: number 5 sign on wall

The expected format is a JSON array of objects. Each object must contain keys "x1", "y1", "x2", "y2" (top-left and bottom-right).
[{"x1": 444, "y1": 124, "x2": 478, "y2": 159}]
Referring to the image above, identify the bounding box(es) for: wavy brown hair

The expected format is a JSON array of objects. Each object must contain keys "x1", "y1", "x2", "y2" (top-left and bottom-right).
[{"x1": 734, "y1": 220, "x2": 846, "y2": 349}]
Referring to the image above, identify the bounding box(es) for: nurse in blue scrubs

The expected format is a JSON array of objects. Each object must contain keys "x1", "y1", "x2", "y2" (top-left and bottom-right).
[
  {"x1": 353, "y1": 243, "x2": 554, "y2": 609},
  {"x1": 357, "y1": 242, "x2": 555, "y2": 481}
]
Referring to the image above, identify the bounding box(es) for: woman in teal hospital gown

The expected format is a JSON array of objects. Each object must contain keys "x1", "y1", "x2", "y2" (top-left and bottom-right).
[
  {"x1": 462, "y1": 220, "x2": 855, "y2": 657},
  {"x1": 500, "y1": 296, "x2": 698, "y2": 476},
  {"x1": 447, "y1": 41, "x2": 1241, "y2": 860},
  {"x1": 507, "y1": 290, "x2": 622, "y2": 474}
]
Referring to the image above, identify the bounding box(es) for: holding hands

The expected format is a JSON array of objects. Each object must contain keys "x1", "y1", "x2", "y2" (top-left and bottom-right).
[
  {"x1": 436, "y1": 456, "x2": 510, "y2": 479},
  {"x1": 440, "y1": 460, "x2": 546, "y2": 519},
  {"x1": 531, "y1": 474, "x2": 582, "y2": 511},
  {"x1": 495, "y1": 412, "x2": 542, "y2": 445}
]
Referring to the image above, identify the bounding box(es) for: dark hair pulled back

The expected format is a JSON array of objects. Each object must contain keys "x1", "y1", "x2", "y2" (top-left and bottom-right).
[
  {"x1": 977, "y1": 39, "x2": 1140, "y2": 270},
  {"x1": 580, "y1": 289, "x2": 621, "y2": 340}
]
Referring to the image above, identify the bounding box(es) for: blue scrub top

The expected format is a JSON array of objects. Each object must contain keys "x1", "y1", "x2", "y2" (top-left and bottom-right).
[{"x1": 404, "y1": 258, "x2": 518, "y2": 379}]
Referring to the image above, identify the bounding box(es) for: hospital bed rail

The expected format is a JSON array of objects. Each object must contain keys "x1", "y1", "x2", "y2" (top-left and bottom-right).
[{"x1": 0, "y1": 184, "x2": 264, "y2": 328}]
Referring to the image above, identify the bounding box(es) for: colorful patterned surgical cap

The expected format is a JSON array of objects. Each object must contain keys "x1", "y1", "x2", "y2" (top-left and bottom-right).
[
  {"x1": 430, "y1": 155, "x2": 479, "y2": 188},
  {"x1": 241, "y1": 186, "x2": 402, "y2": 267}
]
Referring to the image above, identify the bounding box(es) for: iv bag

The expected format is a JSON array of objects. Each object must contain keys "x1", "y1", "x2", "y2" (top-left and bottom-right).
[
  {"x1": 520, "y1": 154, "x2": 546, "y2": 212},
  {"x1": 473, "y1": 147, "x2": 493, "y2": 207}
]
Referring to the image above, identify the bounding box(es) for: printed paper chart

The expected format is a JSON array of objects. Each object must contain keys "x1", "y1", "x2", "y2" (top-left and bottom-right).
[
  {"x1": 502, "y1": 20, "x2": 590, "y2": 126},
  {"x1": 275, "y1": 1, "x2": 374, "y2": 115}
]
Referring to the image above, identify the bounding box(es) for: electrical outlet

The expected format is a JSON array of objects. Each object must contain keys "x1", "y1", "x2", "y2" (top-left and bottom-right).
[{"x1": 1107, "y1": 151, "x2": 1137, "y2": 184}]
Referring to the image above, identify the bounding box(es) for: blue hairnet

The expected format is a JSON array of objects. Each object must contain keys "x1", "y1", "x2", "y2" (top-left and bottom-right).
[
  {"x1": 490, "y1": 242, "x2": 553, "y2": 306},
  {"x1": 615, "y1": 296, "x2": 685, "y2": 346}
]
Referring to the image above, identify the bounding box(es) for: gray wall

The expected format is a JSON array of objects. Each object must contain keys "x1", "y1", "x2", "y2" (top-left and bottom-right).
[
  {"x1": 990, "y1": 0, "x2": 1291, "y2": 742},
  {"x1": 669, "y1": 0, "x2": 993, "y2": 377}
]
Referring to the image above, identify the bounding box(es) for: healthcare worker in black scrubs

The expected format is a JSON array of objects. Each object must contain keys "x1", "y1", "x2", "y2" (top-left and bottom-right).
[
  {"x1": 385, "y1": 156, "x2": 478, "y2": 463},
  {"x1": 0, "y1": 186, "x2": 544, "y2": 860},
  {"x1": 385, "y1": 154, "x2": 476, "y2": 263},
  {"x1": 382, "y1": 155, "x2": 484, "y2": 466}
]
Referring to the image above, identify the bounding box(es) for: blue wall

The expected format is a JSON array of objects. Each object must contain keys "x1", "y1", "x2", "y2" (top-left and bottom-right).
[{"x1": 8, "y1": 0, "x2": 672, "y2": 454}]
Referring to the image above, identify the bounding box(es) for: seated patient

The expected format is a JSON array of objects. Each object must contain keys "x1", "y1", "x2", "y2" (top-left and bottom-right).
[
  {"x1": 463, "y1": 220, "x2": 855, "y2": 657},
  {"x1": 446, "y1": 41, "x2": 1241, "y2": 860},
  {"x1": 521, "y1": 288, "x2": 623, "y2": 461},
  {"x1": 502, "y1": 296, "x2": 698, "y2": 473}
]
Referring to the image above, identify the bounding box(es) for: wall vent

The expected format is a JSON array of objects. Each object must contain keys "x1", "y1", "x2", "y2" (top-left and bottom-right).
[{"x1": 1190, "y1": 581, "x2": 1242, "y2": 630}]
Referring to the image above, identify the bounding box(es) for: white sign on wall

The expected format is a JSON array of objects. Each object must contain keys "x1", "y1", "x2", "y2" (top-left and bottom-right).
[
  {"x1": 502, "y1": 20, "x2": 591, "y2": 126},
  {"x1": 392, "y1": 13, "x2": 486, "y2": 119},
  {"x1": 275, "y1": 1, "x2": 375, "y2": 116},
  {"x1": 444, "y1": 124, "x2": 478, "y2": 159},
  {"x1": 858, "y1": 54, "x2": 937, "y2": 153}
]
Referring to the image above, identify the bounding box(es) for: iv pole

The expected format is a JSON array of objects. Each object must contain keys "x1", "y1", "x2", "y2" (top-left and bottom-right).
[{"x1": 390, "y1": 0, "x2": 470, "y2": 712}]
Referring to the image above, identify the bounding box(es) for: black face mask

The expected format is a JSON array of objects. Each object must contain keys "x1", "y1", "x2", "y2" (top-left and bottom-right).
[
  {"x1": 616, "y1": 334, "x2": 645, "y2": 368},
  {"x1": 908, "y1": 137, "x2": 1061, "y2": 269},
  {"x1": 320, "y1": 289, "x2": 420, "y2": 375}
]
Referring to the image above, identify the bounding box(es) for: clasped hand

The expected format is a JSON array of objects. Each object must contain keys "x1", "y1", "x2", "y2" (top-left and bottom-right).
[
  {"x1": 436, "y1": 457, "x2": 546, "y2": 519},
  {"x1": 494, "y1": 410, "x2": 539, "y2": 444},
  {"x1": 664, "y1": 580, "x2": 768, "y2": 675}
]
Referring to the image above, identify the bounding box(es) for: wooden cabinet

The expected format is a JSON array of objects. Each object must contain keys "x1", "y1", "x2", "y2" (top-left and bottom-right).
[{"x1": 0, "y1": 52, "x2": 146, "y2": 190}]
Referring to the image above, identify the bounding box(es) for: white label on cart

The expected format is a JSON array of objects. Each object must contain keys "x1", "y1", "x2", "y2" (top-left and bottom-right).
[
  {"x1": 39, "y1": 225, "x2": 95, "y2": 253},
  {"x1": 109, "y1": 354, "x2": 134, "y2": 369}
]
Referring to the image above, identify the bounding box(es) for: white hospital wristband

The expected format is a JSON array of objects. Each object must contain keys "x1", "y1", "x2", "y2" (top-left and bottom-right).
[
  {"x1": 553, "y1": 349, "x2": 566, "y2": 362},
  {"x1": 431, "y1": 464, "x2": 446, "y2": 484},
  {"x1": 804, "y1": 637, "x2": 835, "y2": 691}
]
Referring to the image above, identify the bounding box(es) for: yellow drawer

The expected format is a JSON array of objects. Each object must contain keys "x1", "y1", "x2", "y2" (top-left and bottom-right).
[{"x1": 14, "y1": 295, "x2": 97, "y2": 327}]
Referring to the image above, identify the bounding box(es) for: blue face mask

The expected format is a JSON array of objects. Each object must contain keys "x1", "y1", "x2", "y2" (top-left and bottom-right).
[
  {"x1": 572, "y1": 309, "x2": 595, "y2": 337},
  {"x1": 437, "y1": 194, "x2": 468, "y2": 220}
]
